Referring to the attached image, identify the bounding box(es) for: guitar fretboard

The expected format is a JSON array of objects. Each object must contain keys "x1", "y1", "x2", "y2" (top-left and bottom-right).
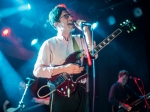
[
  {"x1": 130, "y1": 93, "x2": 150, "y2": 107},
  {"x1": 91, "y1": 28, "x2": 122, "y2": 56}
]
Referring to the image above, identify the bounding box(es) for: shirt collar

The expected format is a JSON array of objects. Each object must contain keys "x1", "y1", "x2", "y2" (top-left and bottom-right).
[{"x1": 56, "y1": 33, "x2": 72, "y2": 41}]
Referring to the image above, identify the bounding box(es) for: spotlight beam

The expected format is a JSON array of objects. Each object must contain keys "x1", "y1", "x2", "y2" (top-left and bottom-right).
[
  {"x1": 0, "y1": 42, "x2": 34, "y2": 60},
  {"x1": 0, "y1": 4, "x2": 30, "y2": 19}
]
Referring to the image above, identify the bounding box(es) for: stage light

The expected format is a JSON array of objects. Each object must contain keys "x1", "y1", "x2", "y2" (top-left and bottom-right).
[
  {"x1": 28, "y1": 4, "x2": 31, "y2": 10},
  {"x1": 92, "y1": 22, "x2": 99, "y2": 30},
  {"x1": 18, "y1": 4, "x2": 31, "y2": 11},
  {"x1": 107, "y1": 15, "x2": 116, "y2": 26},
  {"x1": 31, "y1": 38, "x2": 38, "y2": 46},
  {"x1": 2, "y1": 28, "x2": 11, "y2": 37},
  {"x1": 133, "y1": 7, "x2": 143, "y2": 18}
]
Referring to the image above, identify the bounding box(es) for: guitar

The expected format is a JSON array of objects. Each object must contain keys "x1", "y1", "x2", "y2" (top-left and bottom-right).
[
  {"x1": 112, "y1": 92, "x2": 150, "y2": 112},
  {"x1": 6, "y1": 103, "x2": 44, "y2": 112},
  {"x1": 48, "y1": 20, "x2": 136, "y2": 97}
]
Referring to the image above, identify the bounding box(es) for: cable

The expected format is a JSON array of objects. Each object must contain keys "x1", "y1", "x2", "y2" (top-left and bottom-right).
[
  {"x1": 37, "y1": 84, "x2": 56, "y2": 98},
  {"x1": 50, "y1": 93, "x2": 54, "y2": 112}
]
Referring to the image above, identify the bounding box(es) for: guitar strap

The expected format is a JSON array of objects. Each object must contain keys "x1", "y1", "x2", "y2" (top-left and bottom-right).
[
  {"x1": 72, "y1": 36, "x2": 83, "y2": 58},
  {"x1": 72, "y1": 36, "x2": 80, "y2": 51}
]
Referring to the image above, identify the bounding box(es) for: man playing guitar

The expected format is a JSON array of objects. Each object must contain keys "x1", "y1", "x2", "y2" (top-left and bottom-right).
[
  {"x1": 108, "y1": 70, "x2": 142, "y2": 112},
  {"x1": 33, "y1": 4, "x2": 98, "y2": 112}
]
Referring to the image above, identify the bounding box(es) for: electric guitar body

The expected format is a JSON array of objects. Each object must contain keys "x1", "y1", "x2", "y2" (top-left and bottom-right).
[{"x1": 47, "y1": 51, "x2": 87, "y2": 97}]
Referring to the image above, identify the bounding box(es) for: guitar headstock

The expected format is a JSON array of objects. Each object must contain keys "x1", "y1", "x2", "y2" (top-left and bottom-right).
[
  {"x1": 146, "y1": 92, "x2": 150, "y2": 99},
  {"x1": 120, "y1": 20, "x2": 136, "y2": 33}
]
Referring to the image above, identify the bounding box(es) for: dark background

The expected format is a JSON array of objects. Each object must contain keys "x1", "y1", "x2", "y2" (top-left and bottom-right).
[{"x1": 0, "y1": 0, "x2": 150, "y2": 112}]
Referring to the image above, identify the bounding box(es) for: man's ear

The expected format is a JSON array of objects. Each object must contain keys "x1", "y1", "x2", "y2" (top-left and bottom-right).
[{"x1": 54, "y1": 22, "x2": 58, "y2": 27}]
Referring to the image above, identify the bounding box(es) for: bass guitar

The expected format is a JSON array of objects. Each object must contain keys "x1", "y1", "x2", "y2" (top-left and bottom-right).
[
  {"x1": 48, "y1": 20, "x2": 136, "y2": 97},
  {"x1": 112, "y1": 92, "x2": 150, "y2": 112}
]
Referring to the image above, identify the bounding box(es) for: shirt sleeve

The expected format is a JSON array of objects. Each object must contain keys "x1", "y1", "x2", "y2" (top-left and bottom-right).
[
  {"x1": 33, "y1": 41, "x2": 54, "y2": 78},
  {"x1": 108, "y1": 84, "x2": 120, "y2": 107}
]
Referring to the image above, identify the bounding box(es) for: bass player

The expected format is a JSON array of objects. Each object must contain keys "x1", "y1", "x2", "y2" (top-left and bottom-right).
[{"x1": 108, "y1": 70, "x2": 145, "y2": 112}]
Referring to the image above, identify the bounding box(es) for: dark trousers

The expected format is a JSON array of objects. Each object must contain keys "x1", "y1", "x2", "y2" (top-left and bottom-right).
[{"x1": 49, "y1": 86, "x2": 86, "y2": 112}]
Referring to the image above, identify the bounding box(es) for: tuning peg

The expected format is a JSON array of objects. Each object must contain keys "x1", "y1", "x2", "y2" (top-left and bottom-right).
[
  {"x1": 130, "y1": 28, "x2": 134, "y2": 31},
  {"x1": 132, "y1": 26, "x2": 136, "y2": 30},
  {"x1": 123, "y1": 21, "x2": 126, "y2": 24},
  {"x1": 126, "y1": 20, "x2": 130, "y2": 23},
  {"x1": 127, "y1": 30, "x2": 130, "y2": 33}
]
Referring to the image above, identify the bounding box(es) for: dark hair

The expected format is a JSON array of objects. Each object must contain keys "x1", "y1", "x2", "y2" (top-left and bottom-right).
[
  {"x1": 49, "y1": 4, "x2": 68, "y2": 29},
  {"x1": 118, "y1": 70, "x2": 129, "y2": 78}
]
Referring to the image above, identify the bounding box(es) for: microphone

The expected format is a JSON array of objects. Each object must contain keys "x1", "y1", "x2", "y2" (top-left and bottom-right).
[
  {"x1": 73, "y1": 20, "x2": 92, "y2": 26},
  {"x1": 26, "y1": 77, "x2": 35, "y2": 81},
  {"x1": 130, "y1": 76, "x2": 141, "y2": 80}
]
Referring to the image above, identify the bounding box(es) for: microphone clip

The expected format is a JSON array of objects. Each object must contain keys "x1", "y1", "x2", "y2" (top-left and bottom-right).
[
  {"x1": 80, "y1": 22, "x2": 92, "y2": 29},
  {"x1": 73, "y1": 20, "x2": 92, "y2": 29},
  {"x1": 130, "y1": 76, "x2": 141, "y2": 80}
]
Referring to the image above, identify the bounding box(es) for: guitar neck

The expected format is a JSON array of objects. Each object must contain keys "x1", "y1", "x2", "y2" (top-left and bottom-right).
[
  {"x1": 90, "y1": 28, "x2": 122, "y2": 56},
  {"x1": 130, "y1": 93, "x2": 150, "y2": 107},
  {"x1": 130, "y1": 98, "x2": 144, "y2": 107}
]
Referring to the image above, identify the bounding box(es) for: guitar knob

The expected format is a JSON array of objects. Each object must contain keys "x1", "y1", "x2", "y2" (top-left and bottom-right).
[
  {"x1": 68, "y1": 88, "x2": 70, "y2": 98},
  {"x1": 63, "y1": 91, "x2": 66, "y2": 94},
  {"x1": 66, "y1": 86, "x2": 68, "y2": 89},
  {"x1": 61, "y1": 88, "x2": 64, "y2": 91},
  {"x1": 71, "y1": 84, "x2": 74, "y2": 87}
]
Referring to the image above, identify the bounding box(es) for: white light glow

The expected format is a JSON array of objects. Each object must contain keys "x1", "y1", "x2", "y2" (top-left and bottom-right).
[
  {"x1": 92, "y1": 22, "x2": 99, "y2": 30},
  {"x1": 31, "y1": 39, "x2": 38, "y2": 46}
]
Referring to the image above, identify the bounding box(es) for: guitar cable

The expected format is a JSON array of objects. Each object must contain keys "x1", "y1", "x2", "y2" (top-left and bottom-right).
[
  {"x1": 37, "y1": 84, "x2": 56, "y2": 98},
  {"x1": 36, "y1": 84, "x2": 55, "y2": 112},
  {"x1": 50, "y1": 93, "x2": 54, "y2": 112}
]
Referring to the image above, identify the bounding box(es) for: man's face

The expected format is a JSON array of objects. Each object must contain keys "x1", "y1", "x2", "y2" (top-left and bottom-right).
[
  {"x1": 118, "y1": 75, "x2": 128, "y2": 85},
  {"x1": 57, "y1": 10, "x2": 74, "y2": 31}
]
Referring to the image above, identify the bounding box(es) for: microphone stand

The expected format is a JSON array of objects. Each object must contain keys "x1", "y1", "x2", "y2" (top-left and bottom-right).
[
  {"x1": 133, "y1": 79, "x2": 150, "y2": 109},
  {"x1": 91, "y1": 26, "x2": 96, "y2": 112},
  {"x1": 81, "y1": 24, "x2": 95, "y2": 112},
  {"x1": 133, "y1": 79, "x2": 143, "y2": 95},
  {"x1": 17, "y1": 79, "x2": 34, "y2": 112}
]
